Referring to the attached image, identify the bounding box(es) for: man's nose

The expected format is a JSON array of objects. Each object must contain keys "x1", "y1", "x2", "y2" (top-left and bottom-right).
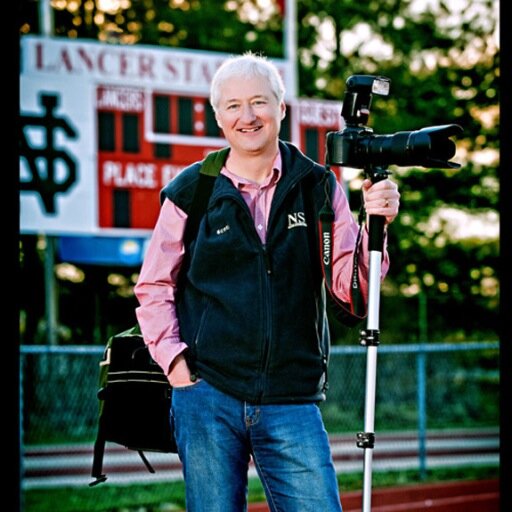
[{"x1": 240, "y1": 104, "x2": 257, "y2": 122}]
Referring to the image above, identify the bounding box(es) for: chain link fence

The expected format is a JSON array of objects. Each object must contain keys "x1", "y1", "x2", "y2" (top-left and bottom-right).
[
  {"x1": 323, "y1": 342, "x2": 499, "y2": 432},
  {"x1": 20, "y1": 341, "x2": 499, "y2": 502}
]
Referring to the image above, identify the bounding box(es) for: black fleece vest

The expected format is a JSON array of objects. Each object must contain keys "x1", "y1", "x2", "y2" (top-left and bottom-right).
[{"x1": 162, "y1": 142, "x2": 336, "y2": 404}]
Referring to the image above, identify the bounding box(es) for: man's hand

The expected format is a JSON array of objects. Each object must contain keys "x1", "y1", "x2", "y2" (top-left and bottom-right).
[
  {"x1": 362, "y1": 178, "x2": 400, "y2": 225},
  {"x1": 167, "y1": 353, "x2": 199, "y2": 387}
]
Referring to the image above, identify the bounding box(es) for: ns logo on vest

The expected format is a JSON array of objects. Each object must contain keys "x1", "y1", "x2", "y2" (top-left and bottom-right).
[{"x1": 287, "y1": 212, "x2": 307, "y2": 230}]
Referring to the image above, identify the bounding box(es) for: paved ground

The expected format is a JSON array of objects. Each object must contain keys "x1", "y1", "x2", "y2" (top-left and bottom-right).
[{"x1": 22, "y1": 427, "x2": 499, "y2": 489}]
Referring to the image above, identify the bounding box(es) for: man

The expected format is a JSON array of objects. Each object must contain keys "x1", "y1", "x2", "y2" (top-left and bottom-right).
[{"x1": 135, "y1": 53, "x2": 400, "y2": 512}]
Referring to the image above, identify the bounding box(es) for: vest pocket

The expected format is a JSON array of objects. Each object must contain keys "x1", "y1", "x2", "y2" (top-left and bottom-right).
[{"x1": 193, "y1": 297, "x2": 212, "y2": 352}]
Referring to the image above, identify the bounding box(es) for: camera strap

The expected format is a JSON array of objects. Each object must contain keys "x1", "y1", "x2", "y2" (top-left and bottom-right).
[{"x1": 318, "y1": 170, "x2": 366, "y2": 320}]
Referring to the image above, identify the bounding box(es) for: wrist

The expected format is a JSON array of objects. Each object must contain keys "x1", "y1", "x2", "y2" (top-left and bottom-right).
[{"x1": 167, "y1": 352, "x2": 186, "y2": 376}]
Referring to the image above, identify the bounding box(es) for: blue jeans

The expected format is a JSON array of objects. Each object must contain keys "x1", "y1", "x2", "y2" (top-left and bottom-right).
[{"x1": 171, "y1": 379, "x2": 342, "y2": 512}]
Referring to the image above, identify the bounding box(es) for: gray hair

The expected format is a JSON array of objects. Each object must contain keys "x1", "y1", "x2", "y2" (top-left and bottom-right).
[{"x1": 210, "y1": 52, "x2": 286, "y2": 113}]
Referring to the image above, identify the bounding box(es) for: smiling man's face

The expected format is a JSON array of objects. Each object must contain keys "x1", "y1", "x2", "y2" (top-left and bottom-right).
[{"x1": 215, "y1": 73, "x2": 285, "y2": 159}]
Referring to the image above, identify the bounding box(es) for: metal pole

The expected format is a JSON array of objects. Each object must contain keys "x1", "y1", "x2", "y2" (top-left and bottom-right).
[
  {"x1": 360, "y1": 250, "x2": 382, "y2": 512},
  {"x1": 44, "y1": 235, "x2": 58, "y2": 345},
  {"x1": 417, "y1": 291, "x2": 428, "y2": 479},
  {"x1": 19, "y1": 352, "x2": 25, "y2": 511},
  {"x1": 39, "y1": 0, "x2": 54, "y2": 36},
  {"x1": 358, "y1": 167, "x2": 388, "y2": 512},
  {"x1": 284, "y1": 0, "x2": 297, "y2": 88},
  {"x1": 284, "y1": 0, "x2": 301, "y2": 146}
]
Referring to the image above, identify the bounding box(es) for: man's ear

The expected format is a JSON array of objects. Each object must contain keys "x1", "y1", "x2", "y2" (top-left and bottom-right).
[{"x1": 280, "y1": 101, "x2": 286, "y2": 120}]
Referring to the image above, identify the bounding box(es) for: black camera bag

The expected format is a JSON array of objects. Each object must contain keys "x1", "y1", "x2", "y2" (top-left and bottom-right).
[{"x1": 89, "y1": 325, "x2": 176, "y2": 486}]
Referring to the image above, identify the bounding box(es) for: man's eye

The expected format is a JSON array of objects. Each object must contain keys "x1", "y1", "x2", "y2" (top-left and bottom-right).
[{"x1": 227, "y1": 104, "x2": 239, "y2": 110}]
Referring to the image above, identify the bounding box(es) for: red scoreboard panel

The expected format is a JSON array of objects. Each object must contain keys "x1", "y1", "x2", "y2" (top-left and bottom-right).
[
  {"x1": 97, "y1": 86, "x2": 343, "y2": 230},
  {"x1": 296, "y1": 98, "x2": 344, "y2": 181},
  {"x1": 97, "y1": 86, "x2": 224, "y2": 229}
]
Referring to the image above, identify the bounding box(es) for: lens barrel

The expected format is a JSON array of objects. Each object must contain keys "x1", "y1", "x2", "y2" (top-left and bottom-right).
[{"x1": 327, "y1": 124, "x2": 463, "y2": 169}]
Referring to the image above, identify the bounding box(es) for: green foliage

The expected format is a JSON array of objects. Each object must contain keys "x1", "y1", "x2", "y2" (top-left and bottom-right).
[
  {"x1": 298, "y1": 0, "x2": 500, "y2": 342},
  {"x1": 20, "y1": 0, "x2": 284, "y2": 56}
]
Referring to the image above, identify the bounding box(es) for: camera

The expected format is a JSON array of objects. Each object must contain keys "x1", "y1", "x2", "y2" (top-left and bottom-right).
[{"x1": 326, "y1": 75, "x2": 463, "y2": 169}]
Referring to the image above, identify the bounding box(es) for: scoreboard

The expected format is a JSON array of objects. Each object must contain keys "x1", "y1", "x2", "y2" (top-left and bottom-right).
[{"x1": 20, "y1": 36, "x2": 343, "y2": 236}]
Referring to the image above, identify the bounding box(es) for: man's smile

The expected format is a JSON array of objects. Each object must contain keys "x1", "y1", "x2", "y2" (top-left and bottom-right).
[{"x1": 239, "y1": 126, "x2": 263, "y2": 133}]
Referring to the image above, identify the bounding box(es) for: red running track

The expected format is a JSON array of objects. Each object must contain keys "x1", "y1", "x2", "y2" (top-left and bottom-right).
[{"x1": 247, "y1": 479, "x2": 499, "y2": 512}]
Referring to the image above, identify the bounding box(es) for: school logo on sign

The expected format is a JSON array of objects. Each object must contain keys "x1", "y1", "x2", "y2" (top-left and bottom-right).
[{"x1": 20, "y1": 93, "x2": 78, "y2": 215}]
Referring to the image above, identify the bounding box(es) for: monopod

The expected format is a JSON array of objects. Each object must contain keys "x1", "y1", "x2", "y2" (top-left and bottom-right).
[{"x1": 357, "y1": 165, "x2": 390, "y2": 512}]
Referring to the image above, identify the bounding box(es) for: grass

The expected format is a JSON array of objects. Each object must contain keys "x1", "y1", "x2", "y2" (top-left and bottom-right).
[{"x1": 23, "y1": 465, "x2": 499, "y2": 512}]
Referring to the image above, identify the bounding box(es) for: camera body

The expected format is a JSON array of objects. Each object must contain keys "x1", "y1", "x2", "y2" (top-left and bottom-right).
[{"x1": 326, "y1": 75, "x2": 462, "y2": 169}]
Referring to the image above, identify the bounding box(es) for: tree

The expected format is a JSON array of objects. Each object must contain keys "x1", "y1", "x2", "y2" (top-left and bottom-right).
[
  {"x1": 296, "y1": 0, "x2": 499, "y2": 341},
  {"x1": 19, "y1": 0, "x2": 284, "y2": 55}
]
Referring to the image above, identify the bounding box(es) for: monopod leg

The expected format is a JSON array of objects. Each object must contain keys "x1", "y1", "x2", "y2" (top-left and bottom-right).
[{"x1": 358, "y1": 202, "x2": 387, "y2": 512}]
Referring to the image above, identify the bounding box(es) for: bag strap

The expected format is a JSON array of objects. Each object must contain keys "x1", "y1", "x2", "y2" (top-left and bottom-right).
[
  {"x1": 137, "y1": 450, "x2": 156, "y2": 473},
  {"x1": 89, "y1": 421, "x2": 108, "y2": 486},
  {"x1": 182, "y1": 147, "x2": 230, "y2": 247},
  {"x1": 175, "y1": 147, "x2": 229, "y2": 300}
]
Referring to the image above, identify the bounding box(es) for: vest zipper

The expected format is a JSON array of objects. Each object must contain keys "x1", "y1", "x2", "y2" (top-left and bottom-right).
[
  {"x1": 262, "y1": 245, "x2": 272, "y2": 275},
  {"x1": 217, "y1": 191, "x2": 274, "y2": 402},
  {"x1": 258, "y1": 244, "x2": 273, "y2": 402}
]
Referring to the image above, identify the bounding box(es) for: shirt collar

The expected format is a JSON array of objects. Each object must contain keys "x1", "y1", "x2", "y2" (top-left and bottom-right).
[{"x1": 221, "y1": 152, "x2": 282, "y2": 189}]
